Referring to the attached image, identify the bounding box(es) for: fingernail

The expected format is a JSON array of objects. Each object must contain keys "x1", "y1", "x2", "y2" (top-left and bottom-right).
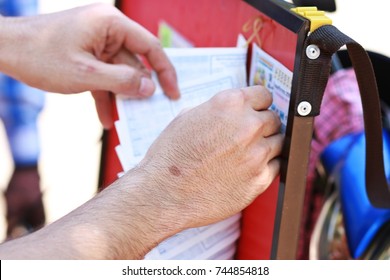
[
  {"x1": 138, "y1": 77, "x2": 155, "y2": 97},
  {"x1": 167, "y1": 71, "x2": 180, "y2": 99}
]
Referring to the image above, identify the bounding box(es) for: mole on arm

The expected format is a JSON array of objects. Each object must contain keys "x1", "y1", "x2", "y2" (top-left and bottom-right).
[{"x1": 169, "y1": 165, "x2": 181, "y2": 177}]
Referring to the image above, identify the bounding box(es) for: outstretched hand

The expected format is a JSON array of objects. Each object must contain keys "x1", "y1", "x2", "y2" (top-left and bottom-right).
[{"x1": 0, "y1": 3, "x2": 179, "y2": 128}]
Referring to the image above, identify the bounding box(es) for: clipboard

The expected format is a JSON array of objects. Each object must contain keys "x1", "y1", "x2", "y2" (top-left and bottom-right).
[{"x1": 99, "y1": 0, "x2": 321, "y2": 259}]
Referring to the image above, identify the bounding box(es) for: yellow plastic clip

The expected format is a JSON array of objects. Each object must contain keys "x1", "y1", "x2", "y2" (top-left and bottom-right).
[{"x1": 291, "y1": 7, "x2": 332, "y2": 32}]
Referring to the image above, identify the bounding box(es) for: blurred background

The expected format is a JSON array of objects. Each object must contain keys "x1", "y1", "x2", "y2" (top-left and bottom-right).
[{"x1": 0, "y1": 0, "x2": 389, "y2": 241}]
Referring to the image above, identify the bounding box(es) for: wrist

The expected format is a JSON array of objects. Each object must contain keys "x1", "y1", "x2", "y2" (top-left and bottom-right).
[
  {"x1": 104, "y1": 167, "x2": 186, "y2": 258},
  {"x1": 70, "y1": 167, "x2": 187, "y2": 259}
]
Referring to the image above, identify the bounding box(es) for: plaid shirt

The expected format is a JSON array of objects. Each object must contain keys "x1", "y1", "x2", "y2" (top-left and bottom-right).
[
  {"x1": 0, "y1": 0, "x2": 45, "y2": 166},
  {"x1": 311, "y1": 68, "x2": 364, "y2": 169},
  {"x1": 0, "y1": 0, "x2": 38, "y2": 16}
]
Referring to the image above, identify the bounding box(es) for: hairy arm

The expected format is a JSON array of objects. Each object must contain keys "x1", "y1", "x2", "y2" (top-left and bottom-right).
[
  {"x1": 0, "y1": 86, "x2": 283, "y2": 259},
  {"x1": 0, "y1": 168, "x2": 183, "y2": 260}
]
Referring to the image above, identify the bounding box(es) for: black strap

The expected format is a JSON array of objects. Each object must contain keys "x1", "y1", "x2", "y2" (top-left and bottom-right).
[{"x1": 294, "y1": 25, "x2": 390, "y2": 208}]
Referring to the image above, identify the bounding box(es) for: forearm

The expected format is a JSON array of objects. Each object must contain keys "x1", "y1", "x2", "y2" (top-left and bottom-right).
[
  {"x1": 0, "y1": 169, "x2": 182, "y2": 260},
  {"x1": 0, "y1": 16, "x2": 34, "y2": 79}
]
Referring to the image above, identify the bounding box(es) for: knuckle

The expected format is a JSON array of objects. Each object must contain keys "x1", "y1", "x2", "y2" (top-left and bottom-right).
[
  {"x1": 257, "y1": 168, "x2": 273, "y2": 192},
  {"x1": 246, "y1": 157, "x2": 272, "y2": 190},
  {"x1": 241, "y1": 115, "x2": 261, "y2": 137},
  {"x1": 73, "y1": 59, "x2": 98, "y2": 88},
  {"x1": 260, "y1": 86, "x2": 272, "y2": 102},
  {"x1": 117, "y1": 71, "x2": 140, "y2": 93},
  {"x1": 88, "y1": 2, "x2": 118, "y2": 14},
  {"x1": 211, "y1": 88, "x2": 245, "y2": 108},
  {"x1": 260, "y1": 142, "x2": 273, "y2": 159},
  {"x1": 145, "y1": 36, "x2": 164, "y2": 56},
  {"x1": 269, "y1": 111, "x2": 282, "y2": 132},
  {"x1": 149, "y1": 36, "x2": 163, "y2": 49}
]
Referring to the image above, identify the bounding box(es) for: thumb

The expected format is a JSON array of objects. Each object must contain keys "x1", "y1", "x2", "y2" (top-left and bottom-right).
[{"x1": 84, "y1": 59, "x2": 156, "y2": 98}]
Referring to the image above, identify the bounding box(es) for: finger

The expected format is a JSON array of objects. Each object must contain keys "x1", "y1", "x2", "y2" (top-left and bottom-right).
[
  {"x1": 255, "y1": 158, "x2": 281, "y2": 195},
  {"x1": 268, "y1": 157, "x2": 281, "y2": 179},
  {"x1": 83, "y1": 58, "x2": 156, "y2": 98},
  {"x1": 258, "y1": 133, "x2": 284, "y2": 162},
  {"x1": 111, "y1": 49, "x2": 151, "y2": 78},
  {"x1": 255, "y1": 110, "x2": 282, "y2": 137},
  {"x1": 91, "y1": 90, "x2": 114, "y2": 129},
  {"x1": 241, "y1": 85, "x2": 273, "y2": 111},
  {"x1": 118, "y1": 17, "x2": 180, "y2": 99},
  {"x1": 110, "y1": 49, "x2": 155, "y2": 99}
]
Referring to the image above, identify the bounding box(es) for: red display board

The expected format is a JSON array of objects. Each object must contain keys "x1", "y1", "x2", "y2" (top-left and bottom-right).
[{"x1": 99, "y1": 0, "x2": 309, "y2": 259}]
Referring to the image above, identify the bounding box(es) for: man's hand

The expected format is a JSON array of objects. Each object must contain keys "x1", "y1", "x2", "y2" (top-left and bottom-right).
[
  {"x1": 0, "y1": 3, "x2": 179, "y2": 128},
  {"x1": 0, "y1": 86, "x2": 283, "y2": 260},
  {"x1": 125, "y1": 86, "x2": 283, "y2": 230}
]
